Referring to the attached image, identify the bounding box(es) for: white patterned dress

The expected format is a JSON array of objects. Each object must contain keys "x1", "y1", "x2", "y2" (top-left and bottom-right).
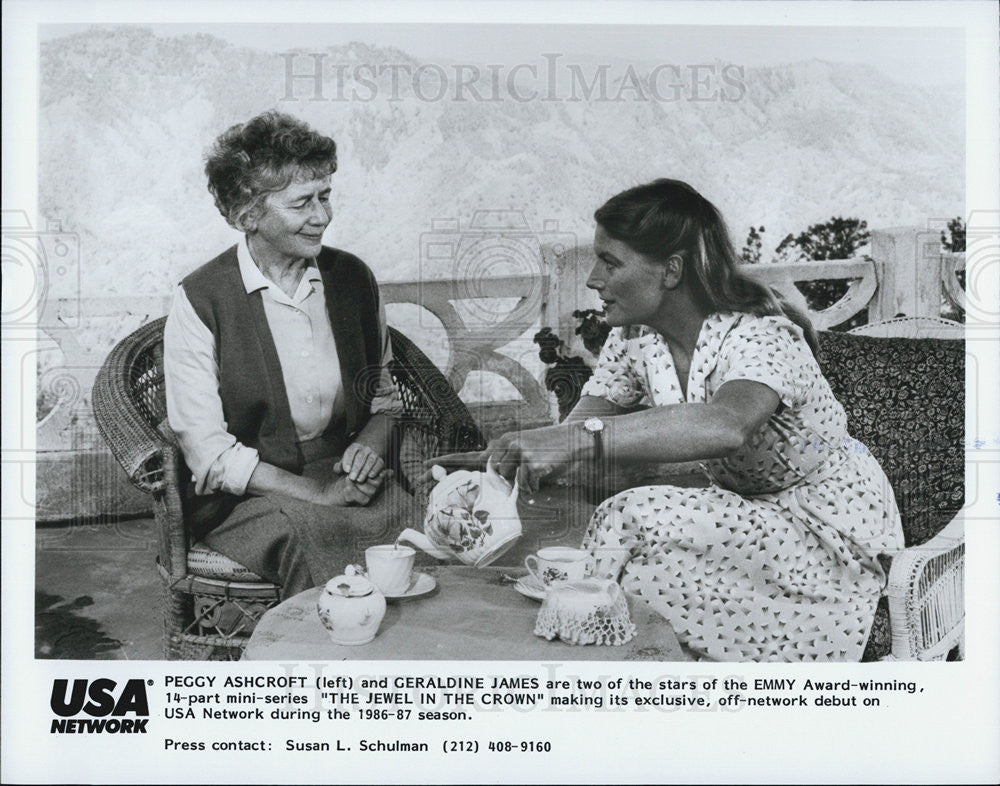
[{"x1": 580, "y1": 311, "x2": 904, "y2": 662}]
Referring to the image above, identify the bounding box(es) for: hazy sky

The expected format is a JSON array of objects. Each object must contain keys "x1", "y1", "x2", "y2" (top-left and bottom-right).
[{"x1": 42, "y1": 22, "x2": 964, "y2": 86}]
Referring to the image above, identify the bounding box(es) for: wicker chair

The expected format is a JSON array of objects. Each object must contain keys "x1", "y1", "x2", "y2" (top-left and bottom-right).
[
  {"x1": 92, "y1": 316, "x2": 485, "y2": 660},
  {"x1": 819, "y1": 317, "x2": 965, "y2": 660}
]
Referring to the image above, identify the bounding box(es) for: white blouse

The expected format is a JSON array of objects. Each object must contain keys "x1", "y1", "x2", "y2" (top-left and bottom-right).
[{"x1": 164, "y1": 238, "x2": 400, "y2": 496}]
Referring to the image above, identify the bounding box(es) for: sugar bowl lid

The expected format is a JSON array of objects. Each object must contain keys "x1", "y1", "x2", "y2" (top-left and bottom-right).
[{"x1": 325, "y1": 565, "x2": 375, "y2": 597}]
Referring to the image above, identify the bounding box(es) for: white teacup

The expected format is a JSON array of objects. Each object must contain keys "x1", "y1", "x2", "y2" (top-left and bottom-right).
[
  {"x1": 524, "y1": 547, "x2": 593, "y2": 587},
  {"x1": 365, "y1": 545, "x2": 416, "y2": 595}
]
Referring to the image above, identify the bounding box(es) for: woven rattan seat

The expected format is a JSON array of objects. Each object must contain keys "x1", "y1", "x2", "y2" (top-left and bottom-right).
[
  {"x1": 186, "y1": 543, "x2": 264, "y2": 581},
  {"x1": 93, "y1": 316, "x2": 485, "y2": 659}
]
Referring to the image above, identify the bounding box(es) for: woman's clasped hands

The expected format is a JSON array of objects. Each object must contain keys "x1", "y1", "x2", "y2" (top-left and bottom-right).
[
  {"x1": 335, "y1": 442, "x2": 385, "y2": 483},
  {"x1": 315, "y1": 442, "x2": 390, "y2": 507}
]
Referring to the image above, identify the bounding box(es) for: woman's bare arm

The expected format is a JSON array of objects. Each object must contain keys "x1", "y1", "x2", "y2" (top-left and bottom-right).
[
  {"x1": 598, "y1": 380, "x2": 779, "y2": 464},
  {"x1": 246, "y1": 461, "x2": 387, "y2": 506},
  {"x1": 563, "y1": 394, "x2": 642, "y2": 423},
  {"x1": 487, "y1": 380, "x2": 780, "y2": 488}
]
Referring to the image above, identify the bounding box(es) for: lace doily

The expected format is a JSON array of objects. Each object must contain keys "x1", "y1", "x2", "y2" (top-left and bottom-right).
[{"x1": 534, "y1": 579, "x2": 636, "y2": 646}]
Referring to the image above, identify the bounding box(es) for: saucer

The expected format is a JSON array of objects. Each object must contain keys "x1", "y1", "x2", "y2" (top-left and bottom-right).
[
  {"x1": 383, "y1": 572, "x2": 437, "y2": 602},
  {"x1": 513, "y1": 574, "x2": 548, "y2": 602}
]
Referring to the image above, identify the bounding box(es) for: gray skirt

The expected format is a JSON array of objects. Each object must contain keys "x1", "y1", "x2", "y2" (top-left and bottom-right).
[{"x1": 202, "y1": 447, "x2": 421, "y2": 600}]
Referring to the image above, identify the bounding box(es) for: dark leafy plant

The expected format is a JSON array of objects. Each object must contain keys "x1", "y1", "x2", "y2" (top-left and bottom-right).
[
  {"x1": 533, "y1": 309, "x2": 610, "y2": 419},
  {"x1": 573, "y1": 308, "x2": 611, "y2": 355}
]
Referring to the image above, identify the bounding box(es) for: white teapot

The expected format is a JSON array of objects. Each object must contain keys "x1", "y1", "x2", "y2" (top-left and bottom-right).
[{"x1": 396, "y1": 459, "x2": 521, "y2": 567}]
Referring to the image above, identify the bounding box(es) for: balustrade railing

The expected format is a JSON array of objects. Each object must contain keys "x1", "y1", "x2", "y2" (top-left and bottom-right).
[{"x1": 31, "y1": 227, "x2": 965, "y2": 520}]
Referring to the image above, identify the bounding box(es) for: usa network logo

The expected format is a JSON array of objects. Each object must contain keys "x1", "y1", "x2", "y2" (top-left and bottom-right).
[{"x1": 50, "y1": 679, "x2": 150, "y2": 734}]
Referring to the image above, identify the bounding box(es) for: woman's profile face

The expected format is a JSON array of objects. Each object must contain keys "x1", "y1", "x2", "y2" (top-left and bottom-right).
[
  {"x1": 251, "y1": 173, "x2": 333, "y2": 263},
  {"x1": 587, "y1": 226, "x2": 666, "y2": 328}
]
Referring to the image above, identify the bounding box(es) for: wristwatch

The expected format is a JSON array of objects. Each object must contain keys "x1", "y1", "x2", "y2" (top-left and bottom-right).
[
  {"x1": 583, "y1": 417, "x2": 605, "y2": 499},
  {"x1": 583, "y1": 417, "x2": 605, "y2": 463}
]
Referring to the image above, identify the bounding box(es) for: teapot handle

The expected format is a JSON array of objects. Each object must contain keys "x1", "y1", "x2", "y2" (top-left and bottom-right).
[{"x1": 485, "y1": 458, "x2": 519, "y2": 502}]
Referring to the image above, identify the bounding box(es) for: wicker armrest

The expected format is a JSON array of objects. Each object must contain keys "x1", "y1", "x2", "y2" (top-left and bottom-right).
[
  {"x1": 387, "y1": 327, "x2": 485, "y2": 494},
  {"x1": 91, "y1": 317, "x2": 172, "y2": 494},
  {"x1": 886, "y1": 514, "x2": 965, "y2": 660},
  {"x1": 388, "y1": 328, "x2": 484, "y2": 451}
]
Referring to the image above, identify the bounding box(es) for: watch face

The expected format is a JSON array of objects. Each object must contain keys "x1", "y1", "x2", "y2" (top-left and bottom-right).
[{"x1": 584, "y1": 417, "x2": 604, "y2": 433}]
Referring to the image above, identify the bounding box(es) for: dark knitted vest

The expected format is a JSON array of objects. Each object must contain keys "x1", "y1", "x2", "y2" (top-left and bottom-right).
[{"x1": 181, "y1": 244, "x2": 382, "y2": 531}]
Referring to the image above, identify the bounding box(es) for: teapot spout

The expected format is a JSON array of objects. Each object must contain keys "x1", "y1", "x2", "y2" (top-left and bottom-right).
[{"x1": 396, "y1": 528, "x2": 453, "y2": 561}]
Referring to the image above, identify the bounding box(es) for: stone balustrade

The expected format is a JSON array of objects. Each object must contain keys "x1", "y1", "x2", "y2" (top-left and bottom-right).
[{"x1": 31, "y1": 228, "x2": 966, "y2": 521}]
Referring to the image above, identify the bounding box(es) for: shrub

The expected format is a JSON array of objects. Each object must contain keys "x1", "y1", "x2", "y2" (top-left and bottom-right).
[{"x1": 532, "y1": 309, "x2": 610, "y2": 419}]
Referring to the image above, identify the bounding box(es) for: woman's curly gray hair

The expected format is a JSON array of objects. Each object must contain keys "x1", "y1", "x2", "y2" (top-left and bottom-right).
[{"x1": 204, "y1": 111, "x2": 337, "y2": 231}]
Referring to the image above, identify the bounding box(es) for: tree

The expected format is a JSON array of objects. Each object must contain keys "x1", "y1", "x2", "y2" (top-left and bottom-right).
[
  {"x1": 941, "y1": 217, "x2": 965, "y2": 252},
  {"x1": 774, "y1": 216, "x2": 870, "y2": 262},
  {"x1": 740, "y1": 226, "x2": 765, "y2": 265},
  {"x1": 940, "y1": 217, "x2": 966, "y2": 319},
  {"x1": 773, "y1": 217, "x2": 870, "y2": 323}
]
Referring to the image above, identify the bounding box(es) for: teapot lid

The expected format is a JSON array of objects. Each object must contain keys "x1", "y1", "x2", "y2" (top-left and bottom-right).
[{"x1": 325, "y1": 565, "x2": 375, "y2": 597}]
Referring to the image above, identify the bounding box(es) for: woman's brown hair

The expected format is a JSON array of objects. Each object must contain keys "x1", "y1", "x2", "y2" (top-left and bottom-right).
[{"x1": 594, "y1": 178, "x2": 819, "y2": 355}]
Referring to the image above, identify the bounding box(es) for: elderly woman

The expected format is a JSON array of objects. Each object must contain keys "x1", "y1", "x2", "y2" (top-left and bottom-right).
[
  {"x1": 480, "y1": 179, "x2": 904, "y2": 661},
  {"x1": 164, "y1": 111, "x2": 408, "y2": 599}
]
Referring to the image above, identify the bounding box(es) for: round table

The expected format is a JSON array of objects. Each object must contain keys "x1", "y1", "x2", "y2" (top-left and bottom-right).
[{"x1": 244, "y1": 566, "x2": 686, "y2": 661}]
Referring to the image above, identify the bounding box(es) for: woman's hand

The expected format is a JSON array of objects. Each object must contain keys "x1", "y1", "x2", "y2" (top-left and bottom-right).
[
  {"x1": 314, "y1": 469, "x2": 389, "y2": 507},
  {"x1": 334, "y1": 442, "x2": 386, "y2": 484},
  {"x1": 485, "y1": 423, "x2": 573, "y2": 494}
]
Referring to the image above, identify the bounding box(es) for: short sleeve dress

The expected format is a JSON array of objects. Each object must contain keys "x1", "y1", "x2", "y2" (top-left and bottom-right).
[{"x1": 579, "y1": 311, "x2": 904, "y2": 662}]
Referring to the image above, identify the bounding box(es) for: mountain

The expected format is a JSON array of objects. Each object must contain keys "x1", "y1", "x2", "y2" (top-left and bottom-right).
[{"x1": 39, "y1": 27, "x2": 963, "y2": 298}]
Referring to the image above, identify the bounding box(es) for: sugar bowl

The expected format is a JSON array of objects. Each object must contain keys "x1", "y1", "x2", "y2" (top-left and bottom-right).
[{"x1": 316, "y1": 565, "x2": 386, "y2": 645}]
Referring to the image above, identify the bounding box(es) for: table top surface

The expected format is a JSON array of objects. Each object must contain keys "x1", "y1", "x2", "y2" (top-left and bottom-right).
[{"x1": 243, "y1": 566, "x2": 686, "y2": 661}]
